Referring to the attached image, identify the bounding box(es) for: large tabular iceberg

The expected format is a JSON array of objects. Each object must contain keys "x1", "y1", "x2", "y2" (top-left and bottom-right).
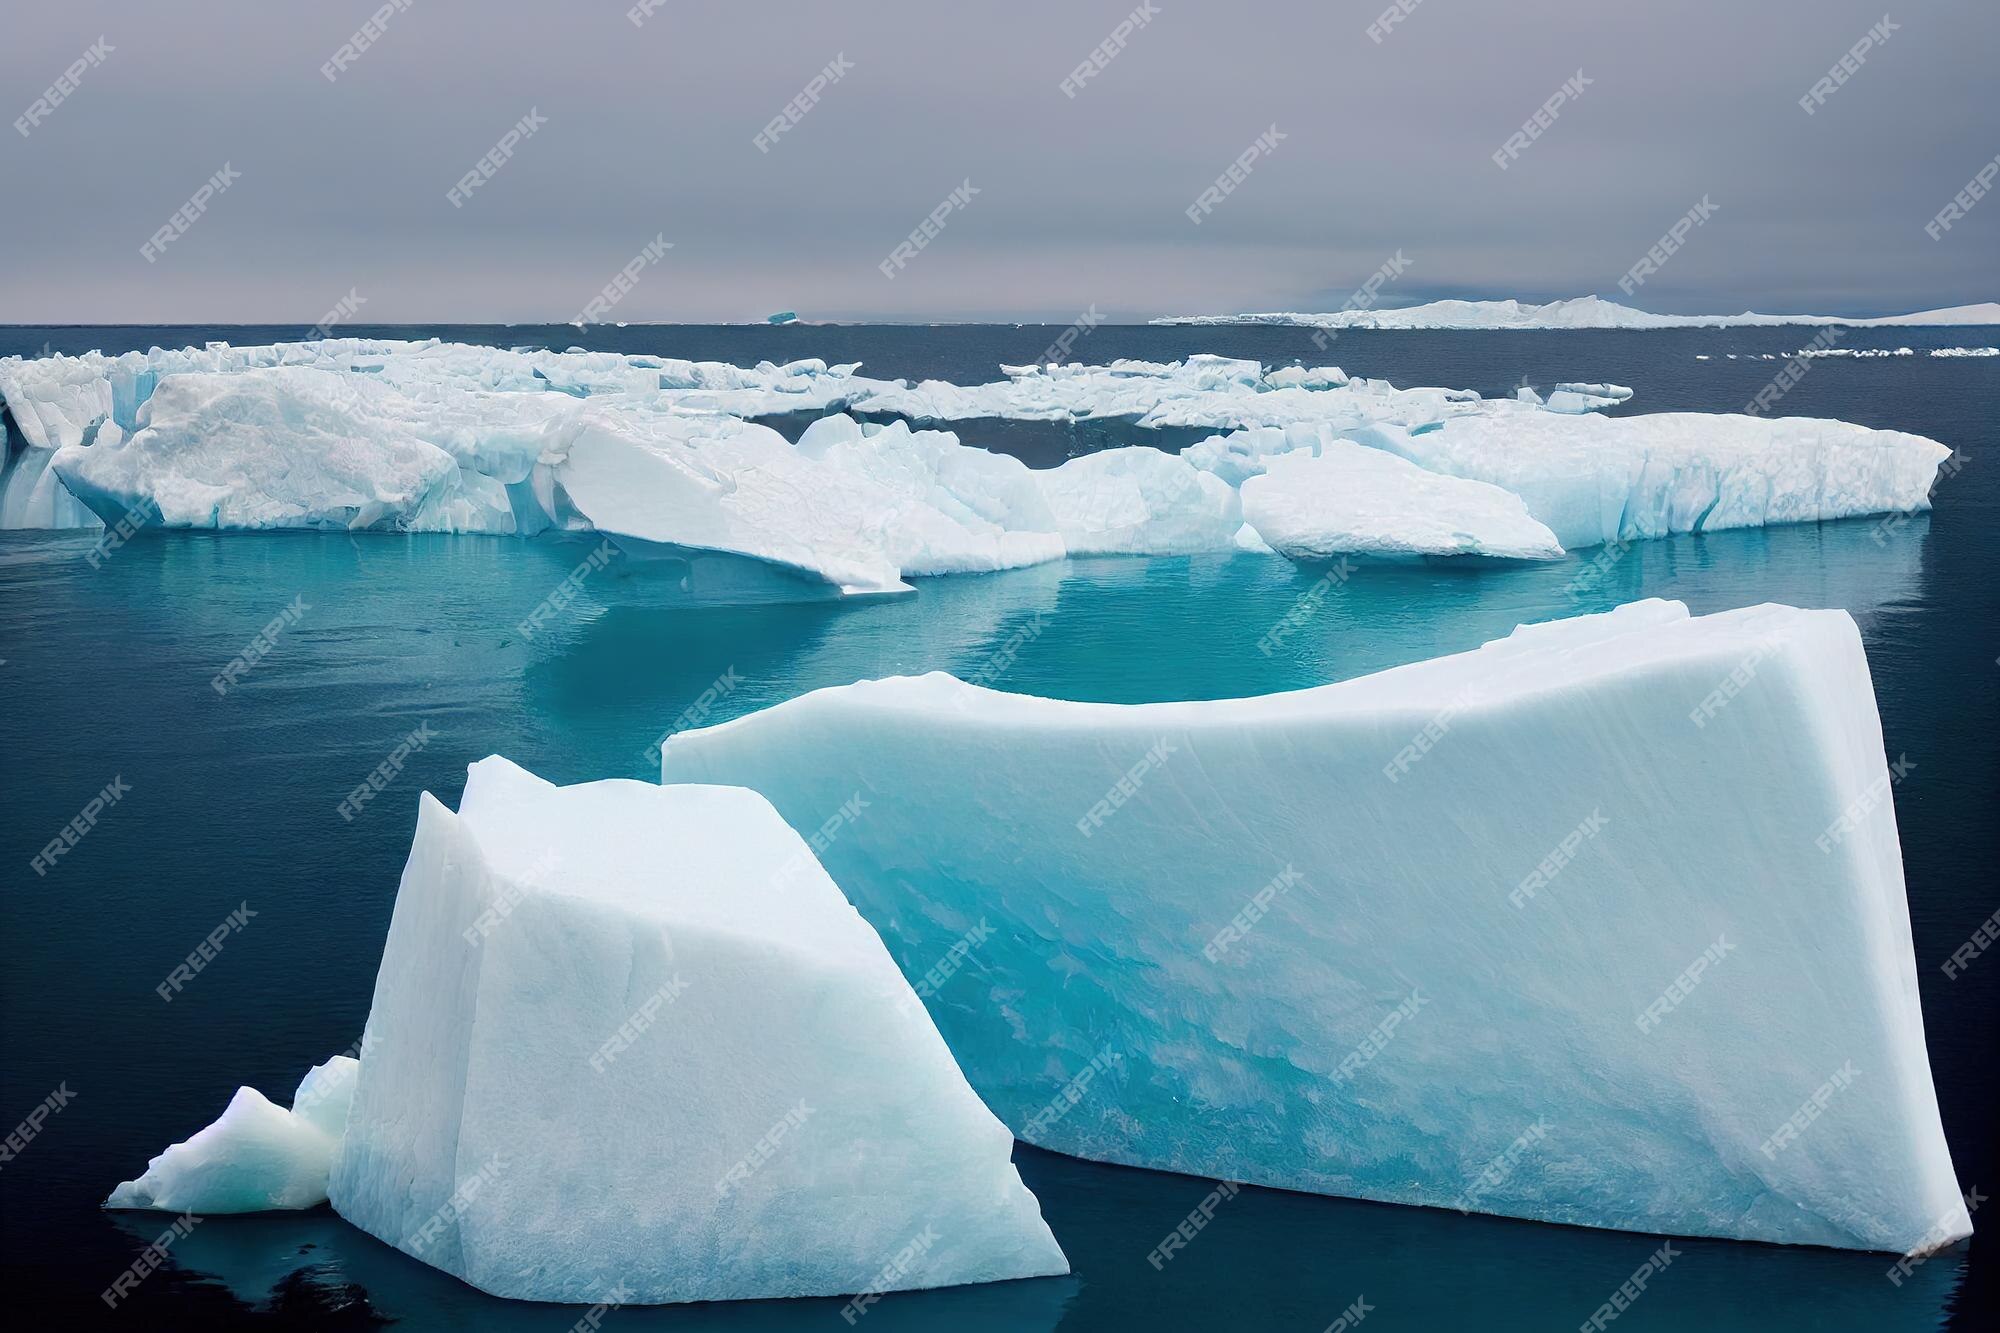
[
  {"x1": 327, "y1": 757, "x2": 1067, "y2": 1304},
  {"x1": 663, "y1": 600, "x2": 1969, "y2": 1253}
]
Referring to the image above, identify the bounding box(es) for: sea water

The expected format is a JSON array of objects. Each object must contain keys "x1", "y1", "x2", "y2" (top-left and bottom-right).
[{"x1": 1, "y1": 324, "x2": 1994, "y2": 1330}]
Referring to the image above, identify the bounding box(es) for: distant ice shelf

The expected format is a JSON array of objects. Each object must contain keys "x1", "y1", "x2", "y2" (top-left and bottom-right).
[
  {"x1": 1152, "y1": 296, "x2": 2000, "y2": 330},
  {"x1": 662, "y1": 599, "x2": 1970, "y2": 1254},
  {"x1": 0, "y1": 339, "x2": 1952, "y2": 595}
]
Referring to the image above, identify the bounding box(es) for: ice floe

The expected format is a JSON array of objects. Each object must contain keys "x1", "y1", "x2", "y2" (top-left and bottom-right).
[
  {"x1": 1717, "y1": 347, "x2": 1998, "y2": 359},
  {"x1": 1240, "y1": 444, "x2": 1564, "y2": 561}
]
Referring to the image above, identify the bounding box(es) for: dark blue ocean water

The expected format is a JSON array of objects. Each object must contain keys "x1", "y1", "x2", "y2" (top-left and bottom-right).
[{"x1": 1, "y1": 325, "x2": 1995, "y2": 1330}]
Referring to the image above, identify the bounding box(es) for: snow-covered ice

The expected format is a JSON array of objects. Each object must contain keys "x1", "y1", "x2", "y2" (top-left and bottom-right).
[
  {"x1": 106, "y1": 1057, "x2": 359, "y2": 1213},
  {"x1": 1153, "y1": 296, "x2": 2000, "y2": 330},
  {"x1": 43, "y1": 371, "x2": 1062, "y2": 594},
  {"x1": 841, "y1": 357, "x2": 1492, "y2": 436},
  {"x1": 1038, "y1": 446, "x2": 1243, "y2": 556},
  {"x1": 1369, "y1": 408, "x2": 1951, "y2": 549},
  {"x1": 1240, "y1": 444, "x2": 1564, "y2": 561},
  {"x1": 662, "y1": 600, "x2": 1969, "y2": 1253},
  {"x1": 0, "y1": 339, "x2": 1954, "y2": 587},
  {"x1": 327, "y1": 757, "x2": 1067, "y2": 1304},
  {"x1": 1542, "y1": 382, "x2": 1635, "y2": 414}
]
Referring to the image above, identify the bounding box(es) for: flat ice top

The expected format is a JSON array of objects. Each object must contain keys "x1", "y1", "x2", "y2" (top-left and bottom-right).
[{"x1": 456, "y1": 756, "x2": 867, "y2": 958}]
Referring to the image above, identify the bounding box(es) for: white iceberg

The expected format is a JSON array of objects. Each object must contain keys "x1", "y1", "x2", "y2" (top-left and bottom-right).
[
  {"x1": 788, "y1": 414, "x2": 1067, "y2": 575},
  {"x1": 1542, "y1": 382, "x2": 1635, "y2": 414},
  {"x1": 106, "y1": 1057, "x2": 360, "y2": 1213},
  {"x1": 4, "y1": 341, "x2": 1954, "y2": 585},
  {"x1": 1365, "y1": 408, "x2": 1952, "y2": 549},
  {"x1": 1240, "y1": 444, "x2": 1564, "y2": 561},
  {"x1": 1037, "y1": 446, "x2": 1243, "y2": 556},
  {"x1": 1152, "y1": 296, "x2": 2000, "y2": 330},
  {"x1": 51, "y1": 367, "x2": 554, "y2": 535},
  {"x1": 47, "y1": 371, "x2": 1063, "y2": 595},
  {"x1": 662, "y1": 600, "x2": 1969, "y2": 1253},
  {"x1": 841, "y1": 356, "x2": 1490, "y2": 437},
  {"x1": 0, "y1": 339, "x2": 895, "y2": 529},
  {"x1": 327, "y1": 756, "x2": 1067, "y2": 1304}
]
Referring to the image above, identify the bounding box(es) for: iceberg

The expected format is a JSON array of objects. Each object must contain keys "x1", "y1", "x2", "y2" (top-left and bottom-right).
[
  {"x1": 786, "y1": 414, "x2": 1067, "y2": 575},
  {"x1": 1037, "y1": 446, "x2": 1243, "y2": 556},
  {"x1": 2, "y1": 340, "x2": 1954, "y2": 586},
  {"x1": 1239, "y1": 444, "x2": 1564, "y2": 561},
  {"x1": 662, "y1": 600, "x2": 1969, "y2": 1253},
  {"x1": 51, "y1": 367, "x2": 556, "y2": 535},
  {"x1": 840, "y1": 356, "x2": 1491, "y2": 437},
  {"x1": 0, "y1": 338, "x2": 894, "y2": 530},
  {"x1": 46, "y1": 372, "x2": 1063, "y2": 594},
  {"x1": 106, "y1": 1057, "x2": 359, "y2": 1213},
  {"x1": 1363, "y1": 409, "x2": 1951, "y2": 549},
  {"x1": 327, "y1": 757, "x2": 1067, "y2": 1304},
  {"x1": 1152, "y1": 296, "x2": 2000, "y2": 330},
  {"x1": 1542, "y1": 382, "x2": 1635, "y2": 414}
]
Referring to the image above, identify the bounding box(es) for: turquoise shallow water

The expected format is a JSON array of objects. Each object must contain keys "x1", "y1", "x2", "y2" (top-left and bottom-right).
[{"x1": 1, "y1": 325, "x2": 1996, "y2": 1329}]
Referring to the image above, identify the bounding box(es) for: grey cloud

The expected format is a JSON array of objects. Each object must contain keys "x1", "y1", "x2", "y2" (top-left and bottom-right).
[{"x1": 1, "y1": 0, "x2": 1993, "y2": 323}]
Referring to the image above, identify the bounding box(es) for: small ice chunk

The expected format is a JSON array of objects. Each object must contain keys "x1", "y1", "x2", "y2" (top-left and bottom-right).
[{"x1": 105, "y1": 1057, "x2": 360, "y2": 1214}]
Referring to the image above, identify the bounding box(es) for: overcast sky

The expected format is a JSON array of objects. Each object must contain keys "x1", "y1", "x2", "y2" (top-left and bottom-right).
[{"x1": 2, "y1": 0, "x2": 1994, "y2": 323}]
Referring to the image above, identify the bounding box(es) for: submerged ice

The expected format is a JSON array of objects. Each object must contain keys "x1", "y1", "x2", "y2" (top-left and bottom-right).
[
  {"x1": 662, "y1": 600, "x2": 1970, "y2": 1254},
  {"x1": 0, "y1": 339, "x2": 1953, "y2": 592}
]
